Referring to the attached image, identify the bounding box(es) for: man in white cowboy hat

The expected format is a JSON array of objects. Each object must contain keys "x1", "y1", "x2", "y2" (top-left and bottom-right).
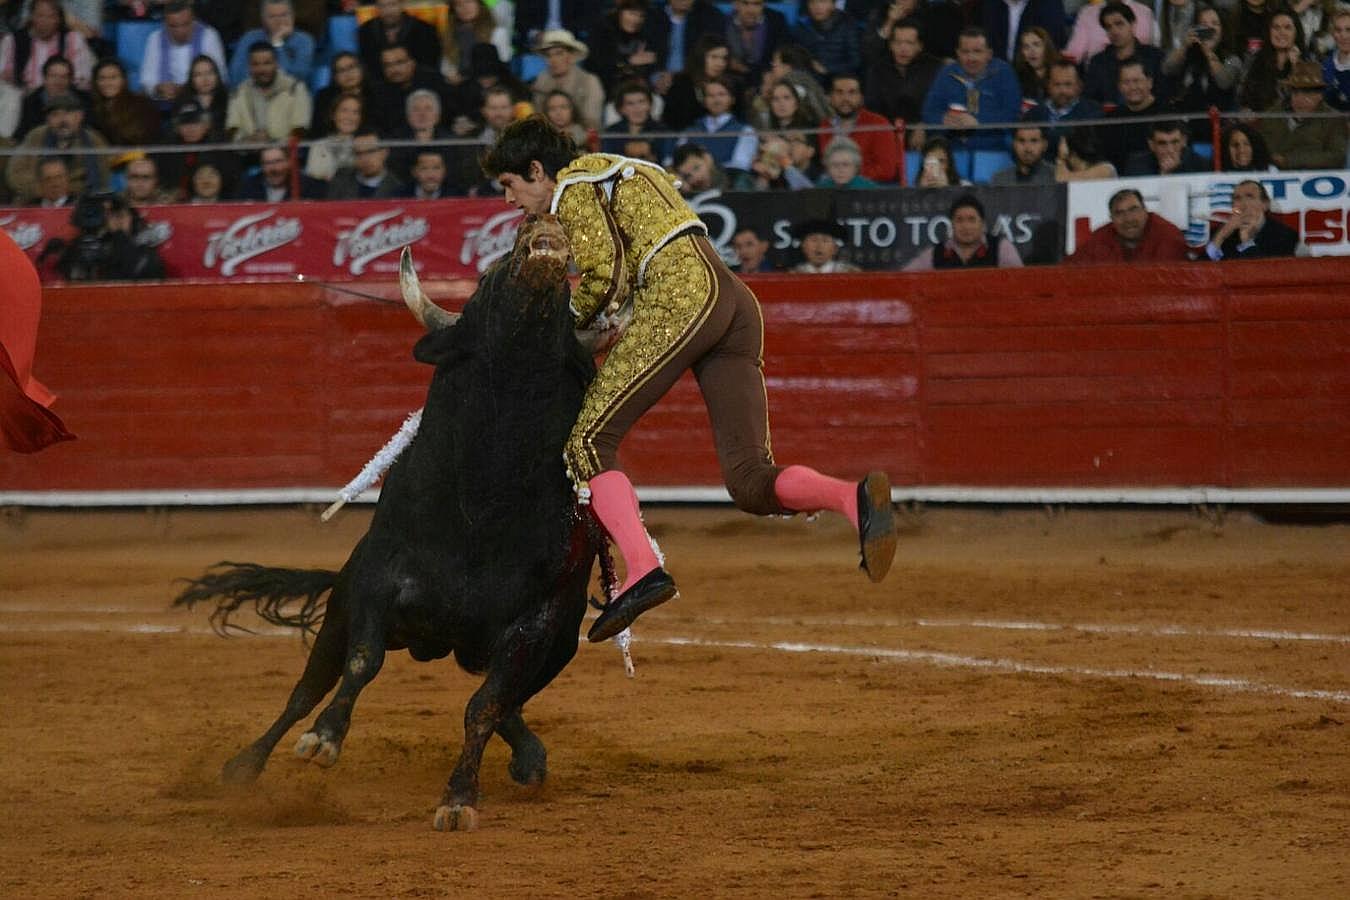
[
  {"x1": 1256, "y1": 62, "x2": 1347, "y2": 171},
  {"x1": 529, "y1": 28, "x2": 604, "y2": 132}
]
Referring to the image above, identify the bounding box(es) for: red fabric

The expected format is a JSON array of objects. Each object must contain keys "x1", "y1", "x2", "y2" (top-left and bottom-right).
[
  {"x1": 818, "y1": 110, "x2": 901, "y2": 185},
  {"x1": 0, "y1": 230, "x2": 73, "y2": 453},
  {"x1": 1067, "y1": 213, "x2": 1192, "y2": 265}
]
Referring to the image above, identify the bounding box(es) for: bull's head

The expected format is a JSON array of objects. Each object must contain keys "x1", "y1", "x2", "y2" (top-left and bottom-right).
[{"x1": 508, "y1": 213, "x2": 570, "y2": 297}]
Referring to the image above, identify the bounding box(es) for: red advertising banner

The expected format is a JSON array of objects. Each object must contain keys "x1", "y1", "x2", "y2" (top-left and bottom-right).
[{"x1": 0, "y1": 199, "x2": 526, "y2": 282}]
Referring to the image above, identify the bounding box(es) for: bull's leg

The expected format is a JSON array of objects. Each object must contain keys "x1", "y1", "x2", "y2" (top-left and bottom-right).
[
  {"x1": 494, "y1": 578, "x2": 588, "y2": 787},
  {"x1": 221, "y1": 608, "x2": 348, "y2": 784},
  {"x1": 434, "y1": 593, "x2": 572, "y2": 832},
  {"x1": 294, "y1": 601, "x2": 387, "y2": 769},
  {"x1": 496, "y1": 710, "x2": 547, "y2": 787}
]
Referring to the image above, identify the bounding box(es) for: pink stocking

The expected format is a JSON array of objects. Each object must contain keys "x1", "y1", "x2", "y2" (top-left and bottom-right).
[
  {"x1": 773, "y1": 465, "x2": 859, "y2": 530},
  {"x1": 588, "y1": 470, "x2": 661, "y2": 592}
]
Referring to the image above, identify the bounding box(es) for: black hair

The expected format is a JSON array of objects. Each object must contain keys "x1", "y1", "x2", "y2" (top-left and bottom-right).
[
  {"x1": 247, "y1": 40, "x2": 276, "y2": 58},
  {"x1": 734, "y1": 223, "x2": 768, "y2": 241},
  {"x1": 671, "y1": 142, "x2": 710, "y2": 168},
  {"x1": 958, "y1": 26, "x2": 989, "y2": 46},
  {"x1": 165, "y1": 0, "x2": 192, "y2": 14},
  {"x1": 1108, "y1": 188, "x2": 1145, "y2": 213},
  {"x1": 479, "y1": 114, "x2": 579, "y2": 180},
  {"x1": 889, "y1": 17, "x2": 922, "y2": 40},
  {"x1": 949, "y1": 193, "x2": 984, "y2": 220},
  {"x1": 1099, "y1": 2, "x2": 1135, "y2": 26},
  {"x1": 614, "y1": 79, "x2": 652, "y2": 106},
  {"x1": 1148, "y1": 120, "x2": 1187, "y2": 138},
  {"x1": 773, "y1": 44, "x2": 814, "y2": 72},
  {"x1": 1220, "y1": 122, "x2": 1272, "y2": 171},
  {"x1": 42, "y1": 54, "x2": 74, "y2": 75},
  {"x1": 1234, "y1": 178, "x2": 1271, "y2": 205},
  {"x1": 828, "y1": 71, "x2": 861, "y2": 91},
  {"x1": 1064, "y1": 127, "x2": 1104, "y2": 163}
]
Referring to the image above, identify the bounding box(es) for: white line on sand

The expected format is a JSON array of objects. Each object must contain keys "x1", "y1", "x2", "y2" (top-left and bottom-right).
[
  {"x1": 0, "y1": 619, "x2": 1344, "y2": 704},
  {"x1": 6, "y1": 606, "x2": 1346, "y2": 645},
  {"x1": 700, "y1": 615, "x2": 1350, "y2": 645},
  {"x1": 652, "y1": 636, "x2": 1350, "y2": 704}
]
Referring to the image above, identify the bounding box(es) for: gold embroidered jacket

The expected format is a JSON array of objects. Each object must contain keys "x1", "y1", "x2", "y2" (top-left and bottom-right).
[{"x1": 549, "y1": 153, "x2": 707, "y2": 328}]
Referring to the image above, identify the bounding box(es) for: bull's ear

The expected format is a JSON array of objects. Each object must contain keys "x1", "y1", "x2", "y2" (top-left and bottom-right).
[{"x1": 412, "y1": 327, "x2": 463, "y2": 366}]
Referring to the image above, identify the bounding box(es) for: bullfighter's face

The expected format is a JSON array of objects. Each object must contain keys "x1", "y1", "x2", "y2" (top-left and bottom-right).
[{"x1": 510, "y1": 214, "x2": 570, "y2": 296}]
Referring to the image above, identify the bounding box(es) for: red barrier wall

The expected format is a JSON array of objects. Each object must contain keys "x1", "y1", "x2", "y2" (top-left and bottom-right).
[{"x1": 3, "y1": 259, "x2": 1348, "y2": 495}]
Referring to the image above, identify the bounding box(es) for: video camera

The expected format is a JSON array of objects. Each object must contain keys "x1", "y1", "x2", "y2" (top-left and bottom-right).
[{"x1": 38, "y1": 191, "x2": 162, "y2": 282}]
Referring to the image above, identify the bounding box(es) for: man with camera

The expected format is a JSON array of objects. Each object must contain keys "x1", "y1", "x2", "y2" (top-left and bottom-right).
[{"x1": 38, "y1": 191, "x2": 166, "y2": 282}]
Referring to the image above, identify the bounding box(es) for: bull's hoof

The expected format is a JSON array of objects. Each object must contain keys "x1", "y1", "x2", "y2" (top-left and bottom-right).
[
  {"x1": 294, "y1": 731, "x2": 341, "y2": 768},
  {"x1": 220, "y1": 748, "x2": 267, "y2": 785},
  {"x1": 508, "y1": 755, "x2": 547, "y2": 787},
  {"x1": 433, "y1": 804, "x2": 479, "y2": 832}
]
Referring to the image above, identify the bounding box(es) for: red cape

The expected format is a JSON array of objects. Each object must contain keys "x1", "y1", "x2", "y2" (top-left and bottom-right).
[{"x1": 0, "y1": 229, "x2": 74, "y2": 452}]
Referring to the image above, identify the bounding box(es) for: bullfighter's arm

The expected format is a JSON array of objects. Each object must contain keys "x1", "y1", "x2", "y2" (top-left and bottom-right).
[{"x1": 555, "y1": 180, "x2": 629, "y2": 329}]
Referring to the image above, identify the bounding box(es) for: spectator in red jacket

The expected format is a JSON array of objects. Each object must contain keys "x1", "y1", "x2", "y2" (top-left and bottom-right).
[
  {"x1": 1068, "y1": 188, "x2": 1192, "y2": 264},
  {"x1": 817, "y1": 72, "x2": 899, "y2": 184}
]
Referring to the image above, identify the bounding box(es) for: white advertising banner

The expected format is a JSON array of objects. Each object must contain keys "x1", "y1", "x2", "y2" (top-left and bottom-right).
[{"x1": 1065, "y1": 170, "x2": 1350, "y2": 257}]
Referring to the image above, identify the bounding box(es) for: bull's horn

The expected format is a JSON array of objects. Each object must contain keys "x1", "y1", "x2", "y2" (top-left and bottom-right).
[{"x1": 400, "y1": 246, "x2": 459, "y2": 331}]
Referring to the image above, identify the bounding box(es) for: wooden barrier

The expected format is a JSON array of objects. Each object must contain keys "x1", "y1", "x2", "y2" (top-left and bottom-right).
[{"x1": 3, "y1": 259, "x2": 1348, "y2": 497}]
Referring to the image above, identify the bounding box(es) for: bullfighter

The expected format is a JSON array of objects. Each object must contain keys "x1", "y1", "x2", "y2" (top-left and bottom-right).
[{"x1": 481, "y1": 116, "x2": 897, "y2": 642}]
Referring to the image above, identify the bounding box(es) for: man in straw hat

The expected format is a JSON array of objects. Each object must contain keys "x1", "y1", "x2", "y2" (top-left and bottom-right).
[
  {"x1": 529, "y1": 29, "x2": 604, "y2": 131},
  {"x1": 481, "y1": 117, "x2": 899, "y2": 642},
  {"x1": 1256, "y1": 62, "x2": 1347, "y2": 171}
]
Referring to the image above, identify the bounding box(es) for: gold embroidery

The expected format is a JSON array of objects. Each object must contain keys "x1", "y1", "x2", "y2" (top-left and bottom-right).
[{"x1": 566, "y1": 234, "x2": 716, "y2": 482}]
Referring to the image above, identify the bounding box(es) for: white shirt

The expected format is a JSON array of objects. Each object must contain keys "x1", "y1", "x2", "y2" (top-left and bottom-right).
[
  {"x1": 1004, "y1": 0, "x2": 1030, "y2": 61},
  {"x1": 138, "y1": 23, "x2": 227, "y2": 94}
]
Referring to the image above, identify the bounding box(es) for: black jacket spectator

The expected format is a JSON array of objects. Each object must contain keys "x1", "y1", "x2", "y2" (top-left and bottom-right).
[
  {"x1": 647, "y1": 0, "x2": 727, "y2": 73},
  {"x1": 979, "y1": 0, "x2": 1068, "y2": 62},
  {"x1": 1085, "y1": 44, "x2": 1167, "y2": 105},
  {"x1": 235, "y1": 171, "x2": 327, "y2": 201},
  {"x1": 586, "y1": 3, "x2": 662, "y2": 89},
  {"x1": 1123, "y1": 146, "x2": 1208, "y2": 175},
  {"x1": 724, "y1": 1, "x2": 789, "y2": 87},
  {"x1": 326, "y1": 167, "x2": 404, "y2": 200},
  {"x1": 1214, "y1": 217, "x2": 1298, "y2": 259},
  {"x1": 358, "y1": 11, "x2": 443, "y2": 77},
  {"x1": 865, "y1": 49, "x2": 942, "y2": 125},
  {"x1": 515, "y1": 0, "x2": 596, "y2": 47},
  {"x1": 372, "y1": 62, "x2": 457, "y2": 135}
]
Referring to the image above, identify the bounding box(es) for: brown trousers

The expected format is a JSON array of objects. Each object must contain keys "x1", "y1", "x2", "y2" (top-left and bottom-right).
[{"x1": 565, "y1": 233, "x2": 786, "y2": 515}]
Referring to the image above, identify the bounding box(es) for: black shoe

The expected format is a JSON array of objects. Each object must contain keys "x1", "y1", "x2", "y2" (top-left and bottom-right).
[
  {"x1": 587, "y1": 568, "x2": 678, "y2": 642},
  {"x1": 858, "y1": 472, "x2": 896, "y2": 583}
]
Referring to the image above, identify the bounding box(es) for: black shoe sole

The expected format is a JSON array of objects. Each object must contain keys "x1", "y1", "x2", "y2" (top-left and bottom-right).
[
  {"x1": 587, "y1": 575, "x2": 678, "y2": 643},
  {"x1": 859, "y1": 471, "x2": 897, "y2": 583}
]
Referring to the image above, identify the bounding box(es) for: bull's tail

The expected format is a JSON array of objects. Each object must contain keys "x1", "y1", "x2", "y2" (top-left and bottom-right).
[{"x1": 174, "y1": 561, "x2": 337, "y2": 638}]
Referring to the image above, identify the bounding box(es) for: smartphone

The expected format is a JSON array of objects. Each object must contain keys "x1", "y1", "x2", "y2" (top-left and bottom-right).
[{"x1": 1192, "y1": 26, "x2": 1216, "y2": 41}]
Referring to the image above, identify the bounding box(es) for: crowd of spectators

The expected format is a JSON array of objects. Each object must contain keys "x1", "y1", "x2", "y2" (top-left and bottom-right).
[{"x1": 0, "y1": 0, "x2": 1345, "y2": 269}]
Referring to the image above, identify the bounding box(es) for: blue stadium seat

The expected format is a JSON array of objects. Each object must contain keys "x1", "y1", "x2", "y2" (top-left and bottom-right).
[
  {"x1": 117, "y1": 21, "x2": 158, "y2": 92},
  {"x1": 768, "y1": 1, "x2": 798, "y2": 28},
  {"x1": 327, "y1": 15, "x2": 359, "y2": 55},
  {"x1": 1192, "y1": 142, "x2": 1213, "y2": 163},
  {"x1": 970, "y1": 150, "x2": 1012, "y2": 184},
  {"x1": 311, "y1": 63, "x2": 331, "y2": 93},
  {"x1": 904, "y1": 149, "x2": 922, "y2": 185},
  {"x1": 515, "y1": 52, "x2": 546, "y2": 82}
]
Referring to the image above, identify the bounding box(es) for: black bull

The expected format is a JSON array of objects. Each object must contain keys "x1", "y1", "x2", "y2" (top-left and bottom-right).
[{"x1": 175, "y1": 229, "x2": 605, "y2": 831}]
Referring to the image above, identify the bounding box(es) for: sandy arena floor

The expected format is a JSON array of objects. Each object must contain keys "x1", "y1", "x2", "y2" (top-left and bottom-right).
[{"x1": 1, "y1": 504, "x2": 1347, "y2": 898}]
